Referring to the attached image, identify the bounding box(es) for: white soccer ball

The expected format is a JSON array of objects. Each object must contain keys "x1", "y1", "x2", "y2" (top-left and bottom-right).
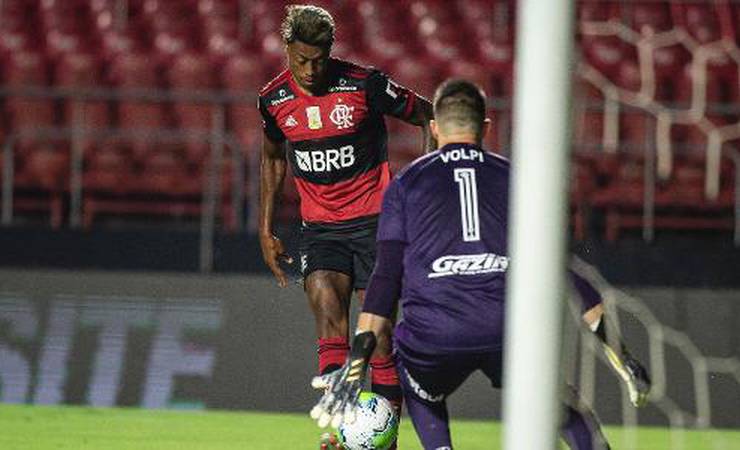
[{"x1": 337, "y1": 392, "x2": 399, "y2": 450}]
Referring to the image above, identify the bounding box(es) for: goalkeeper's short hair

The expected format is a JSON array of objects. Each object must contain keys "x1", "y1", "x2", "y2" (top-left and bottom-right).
[{"x1": 433, "y1": 79, "x2": 487, "y2": 139}]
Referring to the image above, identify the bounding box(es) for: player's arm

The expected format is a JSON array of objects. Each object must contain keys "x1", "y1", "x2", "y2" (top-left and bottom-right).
[
  {"x1": 401, "y1": 95, "x2": 436, "y2": 153},
  {"x1": 569, "y1": 267, "x2": 651, "y2": 407},
  {"x1": 367, "y1": 71, "x2": 437, "y2": 153},
  {"x1": 258, "y1": 97, "x2": 292, "y2": 288}
]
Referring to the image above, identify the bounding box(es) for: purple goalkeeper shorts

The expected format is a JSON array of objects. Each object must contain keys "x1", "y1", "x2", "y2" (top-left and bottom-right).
[{"x1": 394, "y1": 340, "x2": 504, "y2": 401}]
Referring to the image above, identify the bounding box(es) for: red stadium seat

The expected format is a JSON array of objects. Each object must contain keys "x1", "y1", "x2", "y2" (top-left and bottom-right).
[
  {"x1": 55, "y1": 53, "x2": 110, "y2": 141},
  {"x1": 4, "y1": 52, "x2": 55, "y2": 148},
  {"x1": 168, "y1": 52, "x2": 217, "y2": 163},
  {"x1": 620, "y1": 110, "x2": 653, "y2": 153},
  {"x1": 589, "y1": 152, "x2": 734, "y2": 240},
  {"x1": 390, "y1": 58, "x2": 440, "y2": 101},
  {"x1": 222, "y1": 54, "x2": 264, "y2": 148},
  {"x1": 83, "y1": 143, "x2": 136, "y2": 194},
  {"x1": 573, "y1": 79, "x2": 606, "y2": 152},
  {"x1": 109, "y1": 52, "x2": 168, "y2": 155},
  {"x1": 578, "y1": 1, "x2": 619, "y2": 23},
  {"x1": 570, "y1": 154, "x2": 599, "y2": 240},
  {"x1": 45, "y1": 29, "x2": 86, "y2": 61},
  {"x1": 581, "y1": 36, "x2": 638, "y2": 87},
  {"x1": 652, "y1": 45, "x2": 691, "y2": 102},
  {"x1": 82, "y1": 146, "x2": 205, "y2": 227},
  {"x1": 98, "y1": 28, "x2": 144, "y2": 61},
  {"x1": 13, "y1": 143, "x2": 70, "y2": 228},
  {"x1": 673, "y1": 3, "x2": 722, "y2": 44},
  {"x1": 624, "y1": 2, "x2": 673, "y2": 34}
]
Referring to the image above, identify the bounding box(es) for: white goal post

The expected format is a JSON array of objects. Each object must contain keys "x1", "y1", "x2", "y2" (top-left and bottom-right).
[{"x1": 503, "y1": 0, "x2": 576, "y2": 449}]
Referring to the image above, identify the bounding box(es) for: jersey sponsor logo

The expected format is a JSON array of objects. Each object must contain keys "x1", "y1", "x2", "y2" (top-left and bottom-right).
[
  {"x1": 294, "y1": 145, "x2": 356, "y2": 173},
  {"x1": 306, "y1": 106, "x2": 323, "y2": 129},
  {"x1": 428, "y1": 253, "x2": 509, "y2": 278},
  {"x1": 269, "y1": 89, "x2": 295, "y2": 106},
  {"x1": 440, "y1": 147, "x2": 484, "y2": 163},
  {"x1": 329, "y1": 78, "x2": 358, "y2": 93},
  {"x1": 329, "y1": 101, "x2": 355, "y2": 129},
  {"x1": 284, "y1": 114, "x2": 298, "y2": 128}
]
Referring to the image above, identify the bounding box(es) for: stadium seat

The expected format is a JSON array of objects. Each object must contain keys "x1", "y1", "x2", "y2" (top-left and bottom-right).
[
  {"x1": 83, "y1": 146, "x2": 203, "y2": 227},
  {"x1": 571, "y1": 154, "x2": 599, "y2": 240},
  {"x1": 624, "y1": 2, "x2": 673, "y2": 34},
  {"x1": 98, "y1": 28, "x2": 145, "y2": 62},
  {"x1": 55, "y1": 53, "x2": 110, "y2": 134},
  {"x1": 674, "y1": 2, "x2": 722, "y2": 44},
  {"x1": 390, "y1": 58, "x2": 440, "y2": 100},
  {"x1": 590, "y1": 152, "x2": 734, "y2": 240},
  {"x1": 4, "y1": 52, "x2": 56, "y2": 148},
  {"x1": 45, "y1": 29, "x2": 86, "y2": 61},
  {"x1": 222, "y1": 54, "x2": 263, "y2": 151},
  {"x1": 578, "y1": 1, "x2": 619, "y2": 23},
  {"x1": 581, "y1": 35, "x2": 638, "y2": 87},
  {"x1": 109, "y1": 52, "x2": 168, "y2": 156},
  {"x1": 168, "y1": 52, "x2": 217, "y2": 164},
  {"x1": 573, "y1": 79, "x2": 606, "y2": 152},
  {"x1": 83, "y1": 143, "x2": 135, "y2": 195},
  {"x1": 652, "y1": 45, "x2": 691, "y2": 102},
  {"x1": 620, "y1": 110, "x2": 653, "y2": 153},
  {"x1": 13, "y1": 143, "x2": 70, "y2": 228}
]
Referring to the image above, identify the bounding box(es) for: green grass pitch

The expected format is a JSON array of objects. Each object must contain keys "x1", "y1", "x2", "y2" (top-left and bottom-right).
[{"x1": 0, "y1": 404, "x2": 738, "y2": 449}]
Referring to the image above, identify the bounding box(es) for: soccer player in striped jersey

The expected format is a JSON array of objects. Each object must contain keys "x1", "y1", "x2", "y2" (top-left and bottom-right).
[
  {"x1": 310, "y1": 79, "x2": 650, "y2": 449},
  {"x1": 257, "y1": 5, "x2": 434, "y2": 448}
]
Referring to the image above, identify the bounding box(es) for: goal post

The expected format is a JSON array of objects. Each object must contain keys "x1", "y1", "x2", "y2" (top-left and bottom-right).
[{"x1": 502, "y1": 0, "x2": 576, "y2": 449}]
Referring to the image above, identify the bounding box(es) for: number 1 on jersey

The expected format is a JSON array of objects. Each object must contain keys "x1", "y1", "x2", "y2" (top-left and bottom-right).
[{"x1": 454, "y1": 168, "x2": 480, "y2": 242}]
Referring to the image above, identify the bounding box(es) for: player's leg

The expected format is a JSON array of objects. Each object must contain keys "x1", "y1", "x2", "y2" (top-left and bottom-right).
[
  {"x1": 300, "y1": 226, "x2": 356, "y2": 376},
  {"x1": 396, "y1": 344, "x2": 475, "y2": 450},
  {"x1": 353, "y1": 231, "x2": 404, "y2": 450},
  {"x1": 396, "y1": 357, "x2": 453, "y2": 450},
  {"x1": 560, "y1": 387, "x2": 611, "y2": 450},
  {"x1": 306, "y1": 270, "x2": 354, "y2": 375},
  {"x1": 356, "y1": 289, "x2": 403, "y2": 414}
]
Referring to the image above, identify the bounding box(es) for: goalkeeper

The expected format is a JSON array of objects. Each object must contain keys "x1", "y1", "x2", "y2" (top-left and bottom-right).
[{"x1": 310, "y1": 79, "x2": 650, "y2": 450}]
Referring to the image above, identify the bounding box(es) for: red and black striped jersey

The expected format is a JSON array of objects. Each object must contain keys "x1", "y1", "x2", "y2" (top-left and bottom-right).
[{"x1": 258, "y1": 58, "x2": 417, "y2": 224}]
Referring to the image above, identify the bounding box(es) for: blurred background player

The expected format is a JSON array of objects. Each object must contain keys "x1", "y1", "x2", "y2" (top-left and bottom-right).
[
  {"x1": 311, "y1": 79, "x2": 650, "y2": 449},
  {"x1": 257, "y1": 4, "x2": 434, "y2": 447}
]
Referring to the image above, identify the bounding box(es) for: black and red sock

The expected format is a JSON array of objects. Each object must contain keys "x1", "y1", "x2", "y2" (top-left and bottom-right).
[
  {"x1": 317, "y1": 336, "x2": 350, "y2": 375},
  {"x1": 371, "y1": 355, "x2": 403, "y2": 449}
]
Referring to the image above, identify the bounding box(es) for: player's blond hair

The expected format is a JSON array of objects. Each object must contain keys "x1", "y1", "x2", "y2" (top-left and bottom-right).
[{"x1": 281, "y1": 4, "x2": 335, "y2": 49}]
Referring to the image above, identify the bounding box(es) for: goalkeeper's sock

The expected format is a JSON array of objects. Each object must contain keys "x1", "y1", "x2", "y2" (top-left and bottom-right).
[
  {"x1": 561, "y1": 404, "x2": 611, "y2": 450},
  {"x1": 371, "y1": 356, "x2": 402, "y2": 450},
  {"x1": 317, "y1": 336, "x2": 349, "y2": 375}
]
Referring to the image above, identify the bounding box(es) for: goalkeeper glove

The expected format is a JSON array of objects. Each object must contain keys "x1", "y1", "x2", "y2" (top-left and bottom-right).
[
  {"x1": 594, "y1": 318, "x2": 651, "y2": 407},
  {"x1": 310, "y1": 331, "x2": 377, "y2": 428}
]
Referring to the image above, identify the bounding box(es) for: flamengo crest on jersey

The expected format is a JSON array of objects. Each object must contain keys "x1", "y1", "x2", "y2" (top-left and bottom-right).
[{"x1": 329, "y1": 101, "x2": 355, "y2": 129}]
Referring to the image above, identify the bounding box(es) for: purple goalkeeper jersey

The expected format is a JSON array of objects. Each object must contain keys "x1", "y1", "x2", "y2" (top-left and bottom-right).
[{"x1": 378, "y1": 143, "x2": 510, "y2": 354}]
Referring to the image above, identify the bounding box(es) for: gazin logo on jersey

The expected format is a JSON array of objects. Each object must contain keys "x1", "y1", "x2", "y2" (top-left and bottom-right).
[{"x1": 428, "y1": 253, "x2": 509, "y2": 278}]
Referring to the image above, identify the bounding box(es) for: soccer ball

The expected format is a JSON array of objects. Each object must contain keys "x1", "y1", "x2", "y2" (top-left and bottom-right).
[{"x1": 337, "y1": 392, "x2": 399, "y2": 450}]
